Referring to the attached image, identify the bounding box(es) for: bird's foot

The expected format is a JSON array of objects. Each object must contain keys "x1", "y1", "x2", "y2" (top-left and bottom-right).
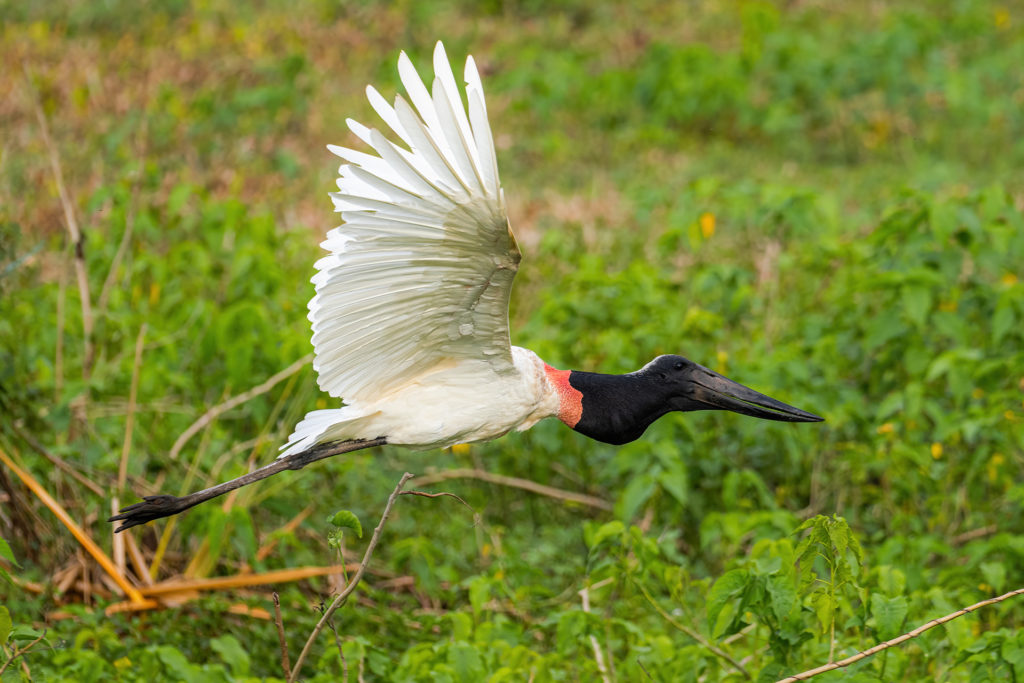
[{"x1": 108, "y1": 495, "x2": 191, "y2": 533}]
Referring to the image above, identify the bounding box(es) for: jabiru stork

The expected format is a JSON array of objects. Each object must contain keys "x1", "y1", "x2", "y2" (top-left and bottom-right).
[{"x1": 111, "y1": 43, "x2": 822, "y2": 532}]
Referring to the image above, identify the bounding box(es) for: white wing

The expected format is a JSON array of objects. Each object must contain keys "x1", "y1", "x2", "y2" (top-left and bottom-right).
[{"x1": 309, "y1": 42, "x2": 520, "y2": 404}]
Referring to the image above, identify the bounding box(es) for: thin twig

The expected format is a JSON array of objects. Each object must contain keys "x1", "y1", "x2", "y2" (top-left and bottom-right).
[
  {"x1": 579, "y1": 582, "x2": 612, "y2": 683},
  {"x1": 408, "y1": 468, "x2": 611, "y2": 511},
  {"x1": 123, "y1": 531, "x2": 153, "y2": 587},
  {"x1": 119, "y1": 323, "x2": 147, "y2": 489},
  {"x1": 636, "y1": 582, "x2": 750, "y2": 679},
  {"x1": 327, "y1": 617, "x2": 348, "y2": 683},
  {"x1": 24, "y1": 63, "x2": 94, "y2": 380},
  {"x1": 288, "y1": 472, "x2": 414, "y2": 683},
  {"x1": 0, "y1": 628, "x2": 47, "y2": 677},
  {"x1": 55, "y1": 242, "x2": 67, "y2": 399},
  {"x1": 776, "y1": 586, "x2": 1024, "y2": 682},
  {"x1": 114, "y1": 324, "x2": 147, "y2": 573},
  {"x1": 400, "y1": 489, "x2": 475, "y2": 515},
  {"x1": 112, "y1": 498, "x2": 127, "y2": 577},
  {"x1": 951, "y1": 524, "x2": 997, "y2": 546},
  {"x1": 169, "y1": 354, "x2": 311, "y2": 460},
  {"x1": 272, "y1": 592, "x2": 292, "y2": 680}
]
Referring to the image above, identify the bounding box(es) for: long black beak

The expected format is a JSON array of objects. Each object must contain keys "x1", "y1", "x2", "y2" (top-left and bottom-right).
[{"x1": 688, "y1": 365, "x2": 824, "y2": 423}]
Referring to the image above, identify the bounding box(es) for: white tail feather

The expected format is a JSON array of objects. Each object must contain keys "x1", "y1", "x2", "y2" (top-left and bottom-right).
[{"x1": 279, "y1": 407, "x2": 376, "y2": 458}]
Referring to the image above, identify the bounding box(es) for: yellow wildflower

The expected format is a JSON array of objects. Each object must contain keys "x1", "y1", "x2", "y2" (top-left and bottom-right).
[{"x1": 699, "y1": 212, "x2": 716, "y2": 239}]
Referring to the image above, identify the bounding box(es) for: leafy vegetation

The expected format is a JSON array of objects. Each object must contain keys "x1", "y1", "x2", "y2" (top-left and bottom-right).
[{"x1": 1, "y1": 0, "x2": 1023, "y2": 680}]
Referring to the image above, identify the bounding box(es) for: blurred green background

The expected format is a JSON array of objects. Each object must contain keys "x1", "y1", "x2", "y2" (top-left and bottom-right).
[{"x1": 2, "y1": 0, "x2": 1023, "y2": 680}]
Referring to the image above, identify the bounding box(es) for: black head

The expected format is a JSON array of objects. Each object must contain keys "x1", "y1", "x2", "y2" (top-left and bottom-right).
[
  {"x1": 637, "y1": 354, "x2": 824, "y2": 422},
  {"x1": 567, "y1": 354, "x2": 823, "y2": 445}
]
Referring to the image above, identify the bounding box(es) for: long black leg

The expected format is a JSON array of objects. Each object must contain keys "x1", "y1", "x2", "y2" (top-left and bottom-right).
[{"x1": 108, "y1": 437, "x2": 387, "y2": 532}]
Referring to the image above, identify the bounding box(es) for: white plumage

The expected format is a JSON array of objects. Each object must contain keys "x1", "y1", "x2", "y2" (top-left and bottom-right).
[{"x1": 281, "y1": 43, "x2": 558, "y2": 456}]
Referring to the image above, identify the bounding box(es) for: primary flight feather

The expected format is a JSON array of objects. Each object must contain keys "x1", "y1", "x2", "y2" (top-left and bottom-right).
[{"x1": 111, "y1": 42, "x2": 822, "y2": 531}]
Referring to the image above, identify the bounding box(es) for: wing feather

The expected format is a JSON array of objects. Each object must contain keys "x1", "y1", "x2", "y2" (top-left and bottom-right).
[
  {"x1": 365, "y1": 85, "x2": 413, "y2": 147},
  {"x1": 309, "y1": 42, "x2": 519, "y2": 404}
]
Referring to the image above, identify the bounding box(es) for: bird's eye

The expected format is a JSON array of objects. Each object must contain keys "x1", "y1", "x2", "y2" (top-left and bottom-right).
[{"x1": 674, "y1": 361, "x2": 685, "y2": 371}]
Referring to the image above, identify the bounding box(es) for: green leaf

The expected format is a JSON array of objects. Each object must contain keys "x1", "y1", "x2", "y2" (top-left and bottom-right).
[
  {"x1": 870, "y1": 593, "x2": 908, "y2": 639},
  {"x1": 875, "y1": 566, "x2": 906, "y2": 597},
  {"x1": 0, "y1": 537, "x2": 15, "y2": 565},
  {"x1": 707, "y1": 569, "x2": 749, "y2": 636},
  {"x1": 555, "y1": 611, "x2": 588, "y2": 655},
  {"x1": 210, "y1": 634, "x2": 250, "y2": 676},
  {"x1": 588, "y1": 521, "x2": 625, "y2": 549},
  {"x1": 658, "y1": 463, "x2": 688, "y2": 506},
  {"x1": 467, "y1": 575, "x2": 491, "y2": 617},
  {"x1": 767, "y1": 574, "x2": 797, "y2": 623},
  {"x1": 810, "y1": 590, "x2": 835, "y2": 637},
  {"x1": 825, "y1": 517, "x2": 849, "y2": 561},
  {"x1": 753, "y1": 555, "x2": 782, "y2": 576},
  {"x1": 0, "y1": 537, "x2": 14, "y2": 587},
  {"x1": 930, "y1": 591, "x2": 972, "y2": 649},
  {"x1": 617, "y1": 474, "x2": 656, "y2": 522},
  {"x1": 328, "y1": 510, "x2": 363, "y2": 538},
  {"x1": 448, "y1": 641, "x2": 485, "y2": 681},
  {"x1": 447, "y1": 612, "x2": 473, "y2": 641},
  {"x1": 992, "y1": 301, "x2": 1015, "y2": 345},
  {"x1": 156, "y1": 645, "x2": 201, "y2": 681},
  {"x1": 1001, "y1": 636, "x2": 1024, "y2": 671},
  {"x1": 902, "y1": 285, "x2": 933, "y2": 327},
  {"x1": 0, "y1": 605, "x2": 11, "y2": 645},
  {"x1": 980, "y1": 562, "x2": 1007, "y2": 593}
]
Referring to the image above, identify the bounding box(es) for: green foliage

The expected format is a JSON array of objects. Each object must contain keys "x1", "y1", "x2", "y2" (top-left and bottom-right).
[
  {"x1": 0, "y1": 538, "x2": 15, "y2": 588},
  {"x1": 2, "y1": 0, "x2": 1023, "y2": 681}
]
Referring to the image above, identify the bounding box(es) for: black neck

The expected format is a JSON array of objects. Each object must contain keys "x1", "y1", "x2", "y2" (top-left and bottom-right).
[{"x1": 567, "y1": 371, "x2": 674, "y2": 445}]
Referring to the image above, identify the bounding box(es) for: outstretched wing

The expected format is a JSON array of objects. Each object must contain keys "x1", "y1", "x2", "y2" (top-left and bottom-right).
[{"x1": 309, "y1": 42, "x2": 520, "y2": 404}]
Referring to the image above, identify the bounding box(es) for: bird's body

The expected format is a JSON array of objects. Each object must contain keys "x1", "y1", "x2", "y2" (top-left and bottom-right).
[
  {"x1": 283, "y1": 346, "x2": 562, "y2": 453},
  {"x1": 111, "y1": 42, "x2": 822, "y2": 532}
]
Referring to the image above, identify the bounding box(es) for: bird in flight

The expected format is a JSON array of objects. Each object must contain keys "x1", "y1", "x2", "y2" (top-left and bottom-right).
[{"x1": 111, "y1": 42, "x2": 822, "y2": 532}]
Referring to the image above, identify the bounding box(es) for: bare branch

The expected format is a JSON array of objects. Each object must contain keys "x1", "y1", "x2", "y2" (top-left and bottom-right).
[
  {"x1": 951, "y1": 524, "x2": 997, "y2": 546},
  {"x1": 289, "y1": 472, "x2": 414, "y2": 683},
  {"x1": 272, "y1": 592, "x2": 292, "y2": 680},
  {"x1": 409, "y1": 468, "x2": 611, "y2": 511},
  {"x1": 776, "y1": 587, "x2": 1024, "y2": 682}
]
